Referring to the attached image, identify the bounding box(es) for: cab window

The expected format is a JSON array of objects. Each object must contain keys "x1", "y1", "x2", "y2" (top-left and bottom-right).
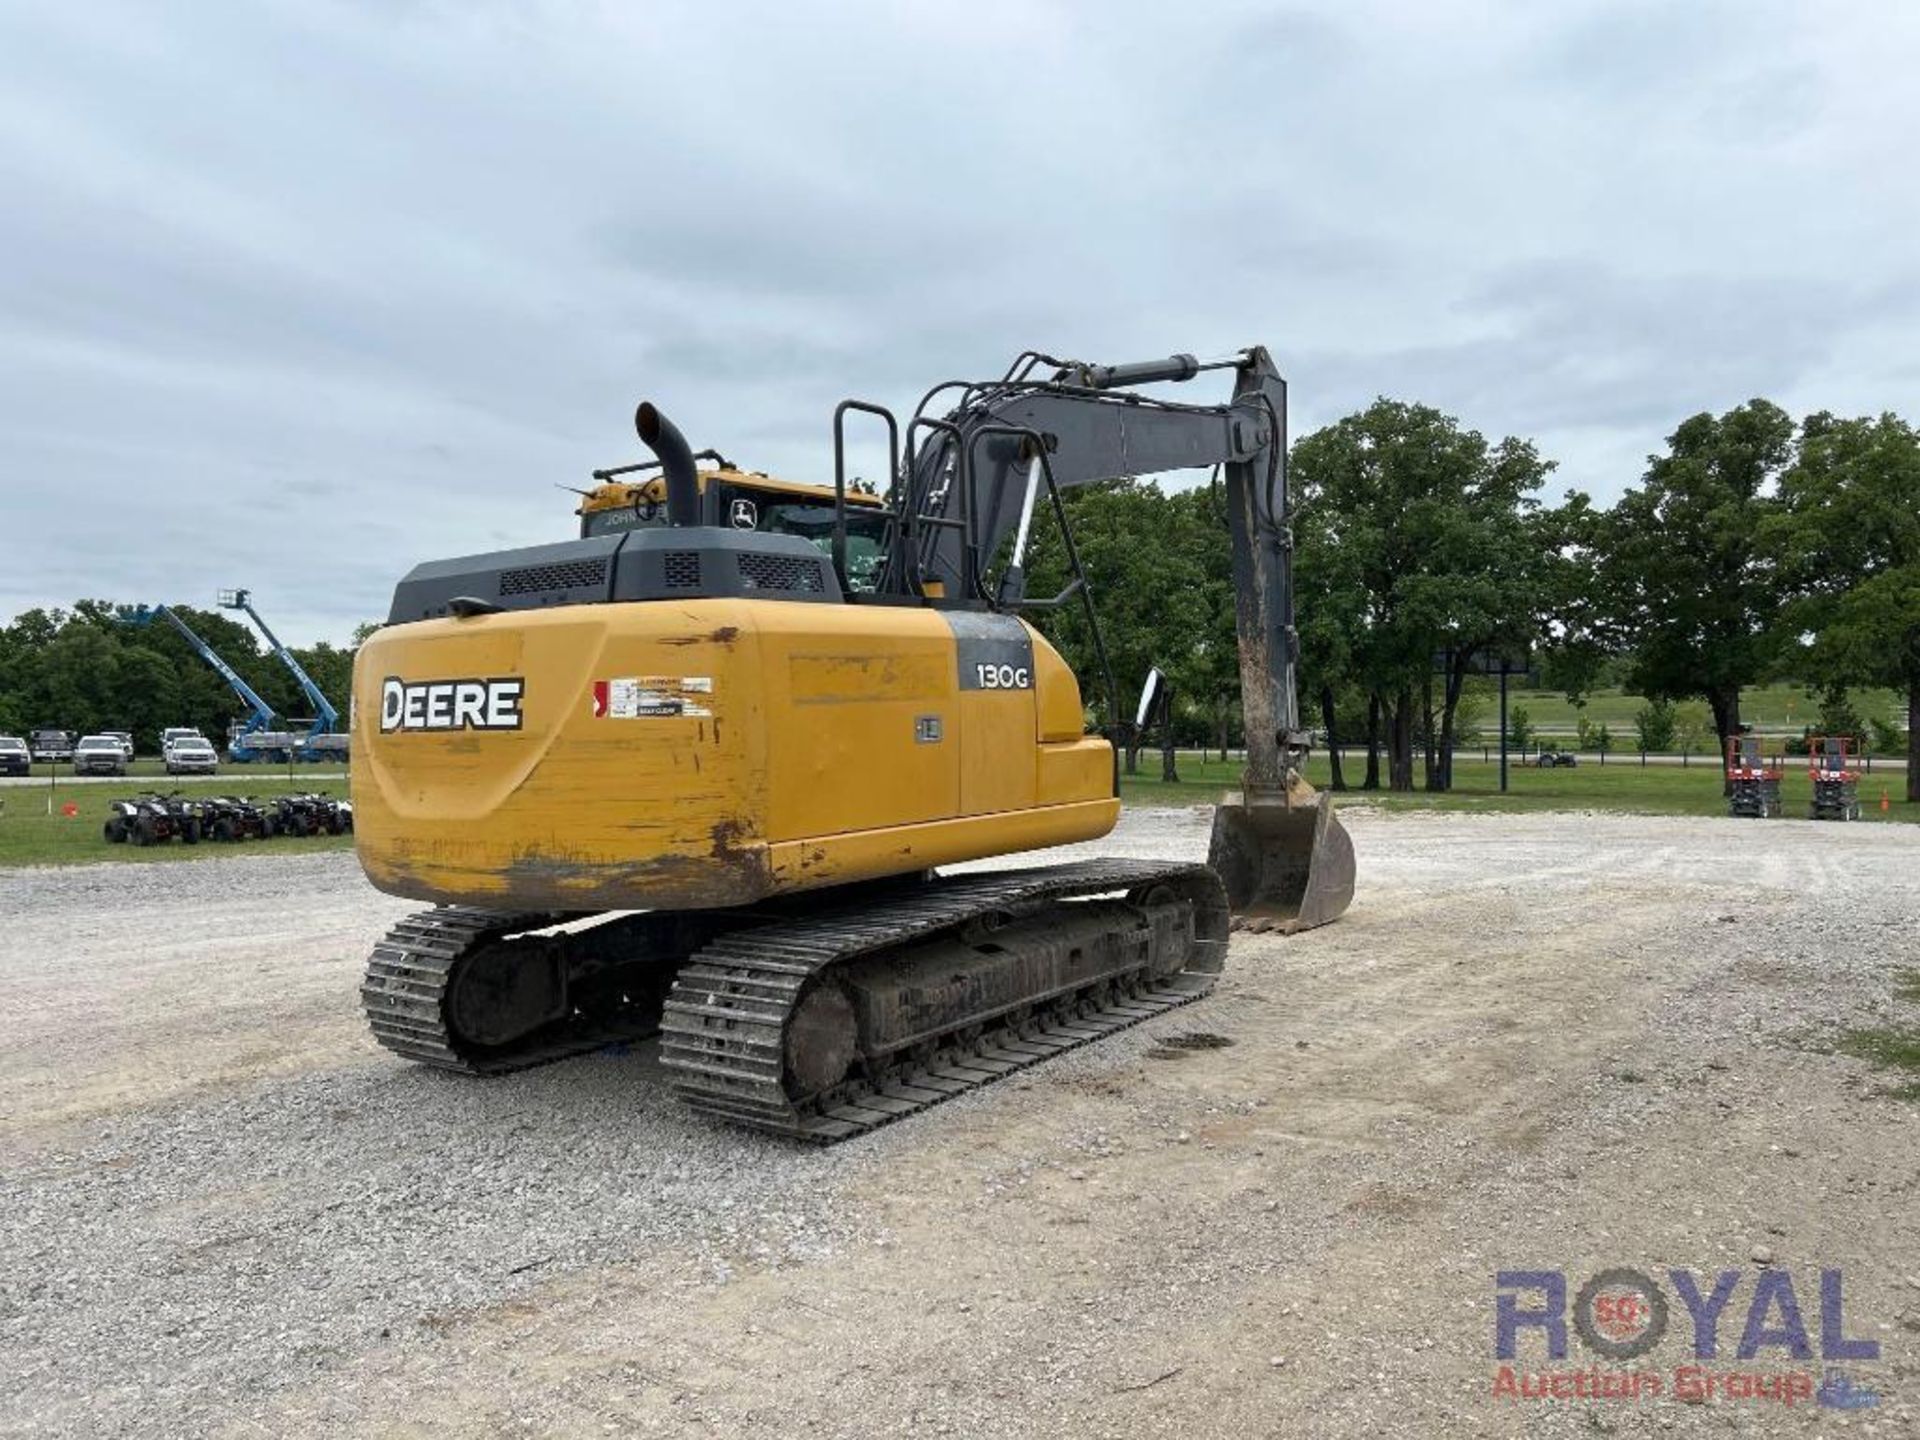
[
  {"x1": 759, "y1": 502, "x2": 888, "y2": 592},
  {"x1": 579, "y1": 490, "x2": 889, "y2": 592},
  {"x1": 580, "y1": 496, "x2": 669, "y2": 538}
]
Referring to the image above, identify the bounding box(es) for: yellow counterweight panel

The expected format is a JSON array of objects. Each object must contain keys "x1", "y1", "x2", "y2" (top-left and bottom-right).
[
  {"x1": 754, "y1": 604, "x2": 960, "y2": 840},
  {"x1": 353, "y1": 602, "x2": 766, "y2": 910},
  {"x1": 352, "y1": 599, "x2": 1117, "y2": 913}
]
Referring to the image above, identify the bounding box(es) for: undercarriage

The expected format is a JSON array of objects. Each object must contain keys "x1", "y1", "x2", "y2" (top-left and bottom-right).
[{"x1": 361, "y1": 858, "x2": 1228, "y2": 1141}]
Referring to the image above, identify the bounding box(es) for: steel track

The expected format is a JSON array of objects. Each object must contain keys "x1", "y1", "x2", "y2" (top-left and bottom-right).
[
  {"x1": 360, "y1": 906, "x2": 665, "y2": 1074},
  {"x1": 658, "y1": 858, "x2": 1228, "y2": 1141}
]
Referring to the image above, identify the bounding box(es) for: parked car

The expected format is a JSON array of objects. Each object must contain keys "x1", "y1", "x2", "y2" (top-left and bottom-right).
[
  {"x1": 161, "y1": 727, "x2": 207, "y2": 752},
  {"x1": 0, "y1": 736, "x2": 29, "y2": 776},
  {"x1": 102, "y1": 731, "x2": 136, "y2": 760},
  {"x1": 29, "y1": 728, "x2": 74, "y2": 763},
  {"x1": 72, "y1": 734, "x2": 129, "y2": 776},
  {"x1": 165, "y1": 737, "x2": 220, "y2": 776}
]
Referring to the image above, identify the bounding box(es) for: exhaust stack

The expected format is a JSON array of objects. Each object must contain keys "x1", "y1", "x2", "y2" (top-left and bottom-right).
[{"x1": 634, "y1": 402, "x2": 700, "y2": 527}]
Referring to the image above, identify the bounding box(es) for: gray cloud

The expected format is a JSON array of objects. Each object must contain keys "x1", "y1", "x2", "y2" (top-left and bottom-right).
[{"x1": 2, "y1": 0, "x2": 1917, "y2": 642}]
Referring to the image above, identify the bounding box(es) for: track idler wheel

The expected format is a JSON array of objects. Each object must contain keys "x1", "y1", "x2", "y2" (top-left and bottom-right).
[
  {"x1": 446, "y1": 934, "x2": 569, "y2": 1049},
  {"x1": 1209, "y1": 773, "x2": 1355, "y2": 934},
  {"x1": 1128, "y1": 875, "x2": 1231, "y2": 978},
  {"x1": 785, "y1": 985, "x2": 858, "y2": 1097}
]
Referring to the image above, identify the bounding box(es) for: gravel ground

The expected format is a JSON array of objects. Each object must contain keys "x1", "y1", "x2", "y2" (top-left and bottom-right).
[{"x1": 3, "y1": 807, "x2": 1918, "y2": 1438}]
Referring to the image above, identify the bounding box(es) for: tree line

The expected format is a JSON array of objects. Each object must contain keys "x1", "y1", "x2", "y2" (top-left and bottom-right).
[
  {"x1": 0, "y1": 601, "x2": 358, "y2": 750},
  {"x1": 1027, "y1": 397, "x2": 1920, "y2": 802},
  {"x1": 5, "y1": 398, "x2": 1915, "y2": 799}
]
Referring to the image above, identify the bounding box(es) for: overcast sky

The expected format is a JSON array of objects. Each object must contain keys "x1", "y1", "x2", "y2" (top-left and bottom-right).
[{"x1": 2, "y1": 1, "x2": 1916, "y2": 644}]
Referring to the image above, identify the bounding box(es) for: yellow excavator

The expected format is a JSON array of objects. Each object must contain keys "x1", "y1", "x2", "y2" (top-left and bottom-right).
[{"x1": 351, "y1": 347, "x2": 1354, "y2": 1139}]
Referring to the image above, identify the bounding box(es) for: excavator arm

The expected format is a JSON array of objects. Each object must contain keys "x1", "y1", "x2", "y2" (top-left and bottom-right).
[{"x1": 875, "y1": 347, "x2": 1353, "y2": 931}]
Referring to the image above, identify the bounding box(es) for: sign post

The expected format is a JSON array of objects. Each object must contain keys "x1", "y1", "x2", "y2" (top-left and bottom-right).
[
  {"x1": 1498, "y1": 666, "x2": 1510, "y2": 794},
  {"x1": 1437, "y1": 647, "x2": 1534, "y2": 796}
]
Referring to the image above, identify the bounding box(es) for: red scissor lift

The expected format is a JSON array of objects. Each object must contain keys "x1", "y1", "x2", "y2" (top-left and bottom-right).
[
  {"x1": 1725, "y1": 732, "x2": 1782, "y2": 818},
  {"x1": 1807, "y1": 735, "x2": 1862, "y2": 821}
]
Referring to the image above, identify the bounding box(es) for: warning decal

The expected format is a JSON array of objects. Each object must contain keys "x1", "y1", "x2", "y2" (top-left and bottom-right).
[{"x1": 591, "y1": 676, "x2": 713, "y2": 719}]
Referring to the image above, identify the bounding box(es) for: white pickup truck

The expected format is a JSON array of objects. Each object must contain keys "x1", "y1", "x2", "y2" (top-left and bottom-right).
[{"x1": 164, "y1": 735, "x2": 219, "y2": 776}]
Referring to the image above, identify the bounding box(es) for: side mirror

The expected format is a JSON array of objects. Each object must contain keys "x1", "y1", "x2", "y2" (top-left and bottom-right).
[{"x1": 1134, "y1": 667, "x2": 1164, "y2": 731}]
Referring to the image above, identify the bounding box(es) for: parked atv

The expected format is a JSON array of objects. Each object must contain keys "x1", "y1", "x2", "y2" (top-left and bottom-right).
[
  {"x1": 200, "y1": 795, "x2": 272, "y2": 842},
  {"x1": 106, "y1": 792, "x2": 203, "y2": 846},
  {"x1": 267, "y1": 792, "x2": 353, "y2": 837}
]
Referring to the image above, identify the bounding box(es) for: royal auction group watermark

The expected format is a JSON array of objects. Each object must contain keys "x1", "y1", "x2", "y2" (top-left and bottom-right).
[{"x1": 1493, "y1": 1266, "x2": 1882, "y2": 1410}]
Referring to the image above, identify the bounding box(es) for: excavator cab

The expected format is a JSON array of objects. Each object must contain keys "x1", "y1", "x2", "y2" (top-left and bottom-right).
[{"x1": 578, "y1": 469, "x2": 892, "y2": 590}]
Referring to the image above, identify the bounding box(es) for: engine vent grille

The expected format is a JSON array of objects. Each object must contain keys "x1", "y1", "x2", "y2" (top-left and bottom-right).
[
  {"x1": 737, "y1": 552, "x2": 826, "y2": 593},
  {"x1": 663, "y1": 552, "x2": 702, "y2": 588},
  {"x1": 499, "y1": 557, "x2": 608, "y2": 596}
]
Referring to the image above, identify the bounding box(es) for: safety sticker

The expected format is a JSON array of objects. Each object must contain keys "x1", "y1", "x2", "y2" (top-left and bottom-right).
[{"x1": 592, "y1": 676, "x2": 713, "y2": 719}]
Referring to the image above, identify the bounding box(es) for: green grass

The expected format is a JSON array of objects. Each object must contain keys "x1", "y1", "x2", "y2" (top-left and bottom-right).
[
  {"x1": 1834, "y1": 1026, "x2": 1920, "y2": 1100},
  {"x1": 0, "y1": 779, "x2": 354, "y2": 867},
  {"x1": 1835, "y1": 968, "x2": 1920, "y2": 1100},
  {"x1": 1120, "y1": 750, "x2": 1920, "y2": 823},
  {"x1": 9, "y1": 748, "x2": 1913, "y2": 870},
  {"x1": 1506, "y1": 681, "x2": 1903, "y2": 735}
]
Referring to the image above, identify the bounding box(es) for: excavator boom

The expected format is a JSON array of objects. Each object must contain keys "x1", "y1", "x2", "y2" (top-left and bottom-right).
[{"x1": 878, "y1": 347, "x2": 1355, "y2": 931}]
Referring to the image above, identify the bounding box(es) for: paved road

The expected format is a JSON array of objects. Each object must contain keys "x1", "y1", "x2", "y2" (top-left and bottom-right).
[
  {"x1": 12, "y1": 751, "x2": 1907, "y2": 788},
  {"x1": 1453, "y1": 751, "x2": 1906, "y2": 771},
  {"x1": 1193, "y1": 748, "x2": 1908, "y2": 772},
  {"x1": 0, "y1": 770, "x2": 349, "y2": 789}
]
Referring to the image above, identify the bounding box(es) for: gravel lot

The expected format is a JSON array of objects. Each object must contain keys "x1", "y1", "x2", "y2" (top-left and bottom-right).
[{"x1": 3, "y1": 808, "x2": 1918, "y2": 1438}]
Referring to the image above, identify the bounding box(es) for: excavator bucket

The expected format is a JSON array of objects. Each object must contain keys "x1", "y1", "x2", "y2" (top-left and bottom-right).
[{"x1": 1207, "y1": 774, "x2": 1355, "y2": 934}]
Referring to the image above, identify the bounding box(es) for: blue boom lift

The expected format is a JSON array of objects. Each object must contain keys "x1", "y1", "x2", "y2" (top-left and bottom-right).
[
  {"x1": 219, "y1": 589, "x2": 349, "y2": 762},
  {"x1": 117, "y1": 604, "x2": 294, "y2": 762}
]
